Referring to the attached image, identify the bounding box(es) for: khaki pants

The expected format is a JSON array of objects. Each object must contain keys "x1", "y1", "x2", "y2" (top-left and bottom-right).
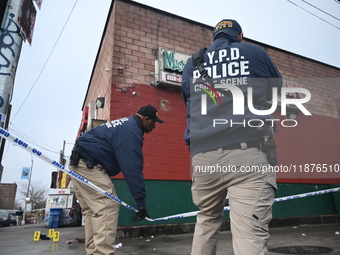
[
  {"x1": 69, "y1": 160, "x2": 120, "y2": 255},
  {"x1": 191, "y1": 148, "x2": 276, "y2": 255}
]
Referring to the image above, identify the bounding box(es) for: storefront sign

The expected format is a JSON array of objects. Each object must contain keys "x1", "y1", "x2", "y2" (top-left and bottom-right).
[
  {"x1": 155, "y1": 48, "x2": 191, "y2": 86},
  {"x1": 50, "y1": 188, "x2": 71, "y2": 195}
]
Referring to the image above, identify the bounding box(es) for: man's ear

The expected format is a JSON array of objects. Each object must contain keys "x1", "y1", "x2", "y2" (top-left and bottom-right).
[{"x1": 237, "y1": 33, "x2": 243, "y2": 42}]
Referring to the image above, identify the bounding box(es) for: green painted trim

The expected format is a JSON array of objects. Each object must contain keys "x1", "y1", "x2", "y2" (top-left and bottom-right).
[
  {"x1": 273, "y1": 184, "x2": 339, "y2": 218},
  {"x1": 112, "y1": 179, "x2": 340, "y2": 226}
]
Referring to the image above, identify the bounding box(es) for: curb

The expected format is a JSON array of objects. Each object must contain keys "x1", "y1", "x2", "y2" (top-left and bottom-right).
[{"x1": 116, "y1": 214, "x2": 340, "y2": 239}]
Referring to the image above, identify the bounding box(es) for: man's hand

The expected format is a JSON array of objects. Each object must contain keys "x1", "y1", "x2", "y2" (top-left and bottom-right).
[{"x1": 136, "y1": 205, "x2": 150, "y2": 221}]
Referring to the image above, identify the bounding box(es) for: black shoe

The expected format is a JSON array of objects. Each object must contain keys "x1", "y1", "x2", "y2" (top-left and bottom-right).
[{"x1": 40, "y1": 234, "x2": 50, "y2": 240}]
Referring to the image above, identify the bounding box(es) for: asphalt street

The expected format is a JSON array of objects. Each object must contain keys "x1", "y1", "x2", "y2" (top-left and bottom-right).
[{"x1": 0, "y1": 222, "x2": 340, "y2": 254}]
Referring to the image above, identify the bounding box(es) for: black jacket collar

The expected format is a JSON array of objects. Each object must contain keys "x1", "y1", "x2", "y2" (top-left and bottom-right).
[{"x1": 133, "y1": 115, "x2": 144, "y2": 133}]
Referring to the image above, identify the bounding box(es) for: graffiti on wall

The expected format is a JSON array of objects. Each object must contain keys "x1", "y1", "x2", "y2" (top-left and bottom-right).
[{"x1": 0, "y1": 13, "x2": 20, "y2": 77}]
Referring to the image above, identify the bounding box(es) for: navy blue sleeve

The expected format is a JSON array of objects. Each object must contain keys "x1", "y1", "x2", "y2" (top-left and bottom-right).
[
  {"x1": 181, "y1": 59, "x2": 193, "y2": 104},
  {"x1": 181, "y1": 60, "x2": 195, "y2": 146},
  {"x1": 114, "y1": 126, "x2": 146, "y2": 206},
  {"x1": 254, "y1": 45, "x2": 282, "y2": 97}
]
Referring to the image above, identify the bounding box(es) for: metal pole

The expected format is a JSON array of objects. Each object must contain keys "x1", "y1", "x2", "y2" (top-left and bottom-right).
[
  {"x1": 0, "y1": 0, "x2": 25, "y2": 177},
  {"x1": 62, "y1": 140, "x2": 66, "y2": 161},
  {"x1": 0, "y1": 0, "x2": 24, "y2": 127},
  {"x1": 22, "y1": 154, "x2": 33, "y2": 225}
]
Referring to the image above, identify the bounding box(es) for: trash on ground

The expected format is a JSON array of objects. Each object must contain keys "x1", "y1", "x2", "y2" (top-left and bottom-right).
[{"x1": 115, "y1": 243, "x2": 122, "y2": 248}]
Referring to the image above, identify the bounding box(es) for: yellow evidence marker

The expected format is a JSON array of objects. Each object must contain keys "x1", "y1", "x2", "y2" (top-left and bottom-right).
[
  {"x1": 48, "y1": 229, "x2": 54, "y2": 238},
  {"x1": 53, "y1": 231, "x2": 60, "y2": 242},
  {"x1": 33, "y1": 231, "x2": 41, "y2": 241}
]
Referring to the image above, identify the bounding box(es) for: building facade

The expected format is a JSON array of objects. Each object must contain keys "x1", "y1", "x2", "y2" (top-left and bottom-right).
[
  {"x1": 76, "y1": 0, "x2": 340, "y2": 226},
  {"x1": 0, "y1": 183, "x2": 17, "y2": 209}
]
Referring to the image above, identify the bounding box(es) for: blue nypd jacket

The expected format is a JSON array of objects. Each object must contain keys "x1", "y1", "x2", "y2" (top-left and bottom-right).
[
  {"x1": 74, "y1": 115, "x2": 146, "y2": 206},
  {"x1": 181, "y1": 36, "x2": 282, "y2": 156}
]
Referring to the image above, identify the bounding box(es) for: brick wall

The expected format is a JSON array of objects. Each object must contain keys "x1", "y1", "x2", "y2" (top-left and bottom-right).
[
  {"x1": 83, "y1": 3, "x2": 116, "y2": 122},
  {"x1": 84, "y1": 0, "x2": 340, "y2": 183},
  {"x1": 263, "y1": 45, "x2": 340, "y2": 118},
  {"x1": 0, "y1": 183, "x2": 17, "y2": 210}
]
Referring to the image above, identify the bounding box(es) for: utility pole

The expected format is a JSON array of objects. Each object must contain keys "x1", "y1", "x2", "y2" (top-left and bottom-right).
[
  {"x1": 0, "y1": 0, "x2": 25, "y2": 176},
  {"x1": 0, "y1": 0, "x2": 24, "y2": 127},
  {"x1": 57, "y1": 140, "x2": 66, "y2": 188},
  {"x1": 0, "y1": 0, "x2": 40, "y2": 180},
  {"x1": 62, "y1": 140, "x2": 66, "y2": 164},
  {"x1": 22, "y1": 154, "x2": 33, "y2": 225}
]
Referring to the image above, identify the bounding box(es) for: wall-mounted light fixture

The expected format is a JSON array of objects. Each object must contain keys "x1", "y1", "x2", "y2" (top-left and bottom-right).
[
  {"x1": 120, "y1": 84, "x2": 137, "y2": 96},
  {"x1": 96, "y1": 97, "x2": 105, "y2": 109},
  {"x1": 118, "y1": 67, "x2": 124, "y2": 74},
  {"x1": 105, "y1": 68, "x2": 110, "y2": 72}
]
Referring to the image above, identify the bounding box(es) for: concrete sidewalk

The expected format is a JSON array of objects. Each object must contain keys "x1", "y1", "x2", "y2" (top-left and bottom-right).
[{"x1": 0, "y1": 221, "x2": 339, "y2": 254}]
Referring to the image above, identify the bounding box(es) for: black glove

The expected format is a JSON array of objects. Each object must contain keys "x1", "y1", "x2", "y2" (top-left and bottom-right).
[{"x1": 136, "y1": 205, "x2": 150, "y2": 221}]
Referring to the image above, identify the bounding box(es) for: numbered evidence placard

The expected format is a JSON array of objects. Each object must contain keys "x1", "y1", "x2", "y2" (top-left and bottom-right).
[
  {"x1": 33, "y1": 231, "x2": 41, "y2": 241},
  {"x1": 53, "y1": 231, "x2": 60, "y2": 242},
  {"x1": 48, "y1": 229, "x2": 54, "y2": 238},
  {"x1": 34, "y1": 229, "x2": 60, "y2": 242}
]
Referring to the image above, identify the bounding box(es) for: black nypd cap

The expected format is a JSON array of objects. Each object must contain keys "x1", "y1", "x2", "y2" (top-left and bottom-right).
[
  {"x1": 137, "y1": 104, "x2": 164, "y2": 123},
  {"x1": 213, "y1": 19, "x2": 242, "y2": 39}
]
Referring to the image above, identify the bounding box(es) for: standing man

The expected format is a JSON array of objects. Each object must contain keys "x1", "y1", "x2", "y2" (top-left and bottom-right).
[
  {"x1": 69, "y1": 104, "x2": 163, "y2": 255},
  {"x1": 181, "y1": 19, "x2": 282, "y2": 255}
]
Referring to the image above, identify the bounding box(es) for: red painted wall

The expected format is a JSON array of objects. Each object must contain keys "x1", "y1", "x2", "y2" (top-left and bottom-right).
[
  {"x1": 275, "y1": 113, "x2": 340, "y2": 183},
  {"x1": 110, "y1": 83, "x2": 191, "y2": 181}
]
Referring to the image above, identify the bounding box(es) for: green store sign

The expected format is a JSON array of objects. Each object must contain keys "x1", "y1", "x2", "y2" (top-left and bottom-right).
[{"x1": 162, "y1": 50, "x2": 186, "y2": 73}]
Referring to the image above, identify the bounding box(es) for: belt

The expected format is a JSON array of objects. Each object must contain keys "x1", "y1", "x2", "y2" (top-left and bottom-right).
[{"x1": 222, "y1": 140, "x2": 260, "y2": 150}]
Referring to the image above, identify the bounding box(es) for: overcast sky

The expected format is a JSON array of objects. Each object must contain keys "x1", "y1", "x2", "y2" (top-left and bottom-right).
[{"x1": 1, "y1": 0, "x2": 339, "y2": 200}]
